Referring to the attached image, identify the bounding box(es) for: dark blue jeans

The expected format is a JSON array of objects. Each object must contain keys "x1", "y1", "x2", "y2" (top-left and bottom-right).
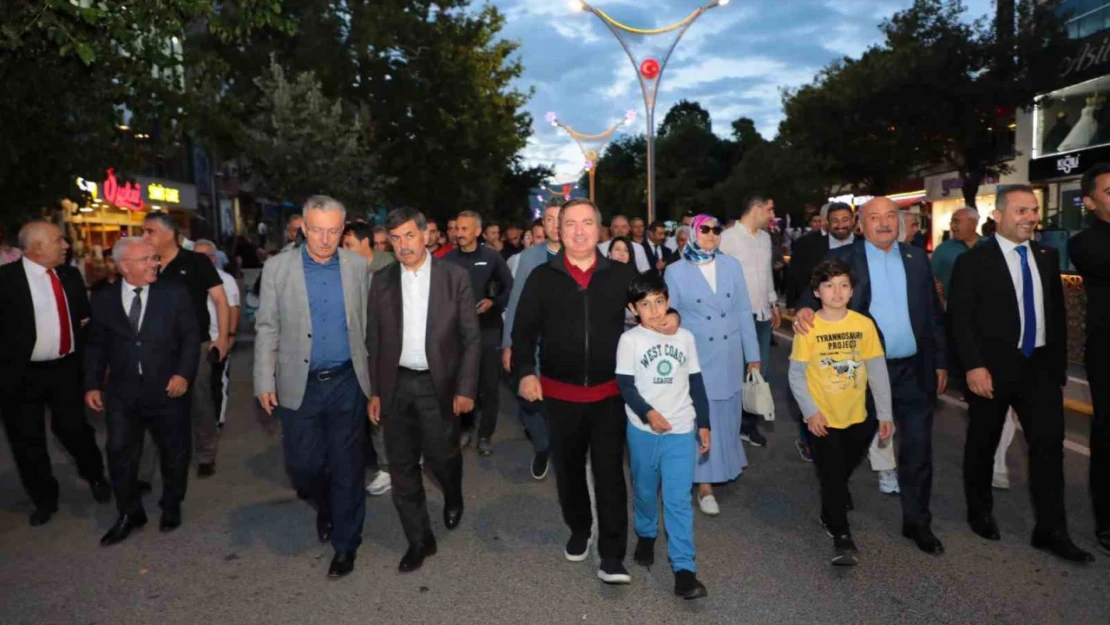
[{"x1": 278, "y1": 367, "x2": 366, "y2": 553}]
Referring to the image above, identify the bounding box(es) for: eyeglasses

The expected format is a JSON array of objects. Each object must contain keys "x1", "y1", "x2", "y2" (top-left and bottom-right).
[
  {"x1": 121, "y1": 255, "x2": 159, "y2": 263},
  {"x1": 699, "y1": 225, "x2": 723, "y2": 235}
]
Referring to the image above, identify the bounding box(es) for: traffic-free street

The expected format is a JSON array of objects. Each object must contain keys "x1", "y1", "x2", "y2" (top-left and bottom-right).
[{"x1": 0, "y1": 340, "x2": 1105, "y2": 625}]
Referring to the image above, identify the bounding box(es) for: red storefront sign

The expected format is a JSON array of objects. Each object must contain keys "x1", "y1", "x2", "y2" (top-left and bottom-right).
[{"x1": 102, "y1": 168, "x2": 144, "y2": 211}]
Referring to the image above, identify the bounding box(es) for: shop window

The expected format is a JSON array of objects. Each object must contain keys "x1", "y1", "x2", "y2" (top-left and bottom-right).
[{"x1": 1034, "y1": 74, "x2": 1110, "y2": 157}]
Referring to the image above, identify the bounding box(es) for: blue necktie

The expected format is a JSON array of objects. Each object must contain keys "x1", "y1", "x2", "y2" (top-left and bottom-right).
[{"x1": 1016, "y1": 246, "x2": 1036, "y2": 357}]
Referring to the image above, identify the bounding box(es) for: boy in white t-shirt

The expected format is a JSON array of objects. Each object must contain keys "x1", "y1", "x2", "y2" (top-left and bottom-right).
[{"x1": 616, "y1": 273, "x2": 711, "y2": 600}]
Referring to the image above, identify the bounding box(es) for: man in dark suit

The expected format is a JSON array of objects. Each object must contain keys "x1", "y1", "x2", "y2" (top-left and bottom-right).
[
  {"x1": 0, "y1": 221, "x2": 109, "y2": 526},
  {"x1": 1072, "y1": 163, "x2": 1110, "y2": 555},
  {"x1": 950, "y1": 184, "x2": 1093, "y2": 563},
  {"x1": 796, "y1": 197, "x2": 948, "y2": 555},
  {"x1": 786, "y1": 203, "x2": 855, "y2": 310},
  {"x1": 85, "y1": 238, "x2": 200, "y2": 546},
  {"x1": 643, "y1": 220, "x2": 676, "y2": 276},
  {"x1": 367, "y1": 207, "x2": 481, "y2": 573}
]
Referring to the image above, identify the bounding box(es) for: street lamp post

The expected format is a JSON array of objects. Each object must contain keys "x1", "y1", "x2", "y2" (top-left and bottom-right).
[
  {"x1": 546, "y1": 110, "x2": 636, "y2": 203},
  {"x1": 571, "y1": 0, "x2": 729, "y2": 223}
]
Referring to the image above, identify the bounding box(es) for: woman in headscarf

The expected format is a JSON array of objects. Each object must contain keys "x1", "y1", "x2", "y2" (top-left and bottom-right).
[{"x1": 664, "y1": 214, "x2": 761, "y2": 516}]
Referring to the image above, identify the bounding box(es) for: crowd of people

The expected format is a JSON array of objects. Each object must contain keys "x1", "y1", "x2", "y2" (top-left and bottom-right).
[{"x1": 1, "y1": 166, "x2": 1108, "y2": 601}]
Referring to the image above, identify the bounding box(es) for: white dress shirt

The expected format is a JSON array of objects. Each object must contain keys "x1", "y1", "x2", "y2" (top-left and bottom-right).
[
  {"x1": 597, "y1": 240, "x2": 651, "y2": 273},
  {"x1": 829, "y1": 233, "x2": 855, "y2": 250},
  {"x1": 121, "y1": 278, "x2": 150, "y2": 332},
  {"x1": 719, "y1": 224, "x2": 777, "y2": 320},
  {"x1": 23, "y1": 256, "x2": 74, "y2": 361},
  {"x1": 206, "y1": 268, "x2": 240, "y2": 342},
  {"x1": 995, "y1": 236, "x2": 1046, "y2": 349},
  {"x1": 399, "y1": 252, "x2": 432, "y2": 371}
]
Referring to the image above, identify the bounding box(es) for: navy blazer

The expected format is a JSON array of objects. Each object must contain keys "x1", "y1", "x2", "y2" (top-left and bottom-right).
[
  {"x1": 0, "y1": 260, "x2": 90, "y2": 394},
  {"x1": 85, "y1": 280, "x2": 200, "y2": 396},
  {"x1": 799, "y1": 239, "x2": 946, "y2": 395},
  {"x1": 948, "y1": 237, "x2": 1066, "y2": 386}
]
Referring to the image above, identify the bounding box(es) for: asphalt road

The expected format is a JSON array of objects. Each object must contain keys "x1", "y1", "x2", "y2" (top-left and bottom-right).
[{"x1": 0, "y1": 341, "x2": 1106, "y2": 625}]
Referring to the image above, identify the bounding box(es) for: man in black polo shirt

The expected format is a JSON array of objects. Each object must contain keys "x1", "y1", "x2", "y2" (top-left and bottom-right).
[
  {"x1": 443, "y1": 210, "x2": 513, "y2": 454},
  {"x1": 143, "y1": 214, "x2": 230, "y2": 477}
]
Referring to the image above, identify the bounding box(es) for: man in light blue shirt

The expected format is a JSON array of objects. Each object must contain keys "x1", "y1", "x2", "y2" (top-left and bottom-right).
[
  {"x1": 865, "y1": 240, "x2": 918, "y2": 359},
  {"x1": 794, "y1": 197, "x2": 948, "y2": 557}
]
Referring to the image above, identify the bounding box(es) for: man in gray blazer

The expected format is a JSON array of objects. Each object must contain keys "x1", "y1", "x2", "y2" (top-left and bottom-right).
[
  {"x1": 254, "y1": 195, "x2": 372, "y2": 579},
  {"x1": 367, "y1": 207, "x2": 481, "y2": 573},
  {"x1": 501, "y1": 202, "x2": 561, "y2": 480}
]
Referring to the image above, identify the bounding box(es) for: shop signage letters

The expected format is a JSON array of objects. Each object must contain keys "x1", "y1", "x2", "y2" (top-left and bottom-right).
[
  {"x1": 102, "y1": 168, "x2": 144, "y2": 211},
  {"x1": 1057, "y1": 154, "x2": 1081, "y2": 175},
  {"x1": 1060, "y1": 36, "x2": 1110, "y2": 80},
  {"x1": 76, "y1": 177, "x2": 98, "y2": 200},
  {"x1": 148, "y1": 183, "x2": 181, "y2": 204}
]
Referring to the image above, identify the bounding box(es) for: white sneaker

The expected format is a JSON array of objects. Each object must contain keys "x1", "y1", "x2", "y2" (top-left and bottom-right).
[
  {"x1": 697, "y1": 494, "x2": 720, "y2": 516},
  {"x1": 878, "y1": 469, "x2": 900, "y2": 495},
  {"x1": 365, "y1": 471, "x2": 391, "y2": 496},
  {"x1": 992, "y1": 472, "x2": 1010, "y2": 490}
]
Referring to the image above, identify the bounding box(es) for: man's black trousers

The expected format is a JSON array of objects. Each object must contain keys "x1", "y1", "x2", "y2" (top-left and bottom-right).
[
  {"x1": 545, "y1": 395, "x2": 628, "y2": 562},
  {"x1": 385, "y1": 368, "x2": 463, "y2": 548}
]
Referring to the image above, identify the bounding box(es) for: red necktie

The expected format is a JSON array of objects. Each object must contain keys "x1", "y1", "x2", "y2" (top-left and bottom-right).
[{"x1": 47, "y1": 269, "x2": 72, "y2": 356}]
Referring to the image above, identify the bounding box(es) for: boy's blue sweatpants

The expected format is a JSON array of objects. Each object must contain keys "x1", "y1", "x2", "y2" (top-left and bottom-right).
[{"x1": 627, "y1": 422, "x2": 697, "y2": 572}]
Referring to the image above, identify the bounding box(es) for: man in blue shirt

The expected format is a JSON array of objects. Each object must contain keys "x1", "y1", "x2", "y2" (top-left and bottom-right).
[
  {"x1": 795, "y1": 197, "x2": 948, "y2": 556},
  {"x1": 254, "y1": 196, "x2": 374, "y2": 579}
]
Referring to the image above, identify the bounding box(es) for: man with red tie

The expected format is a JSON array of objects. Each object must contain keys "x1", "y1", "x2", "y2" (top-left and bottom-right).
[{"x1": 0, "y1": 221, "x2": 109, "y2": 526}]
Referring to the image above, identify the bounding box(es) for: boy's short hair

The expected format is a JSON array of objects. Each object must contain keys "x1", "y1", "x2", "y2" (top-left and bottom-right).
[
  {"x1": 626, "y1": 272, "x2": 669, "y2": 308},
  {"x1": 810, "y1": 259, "x2": 853, "y2": 291}
]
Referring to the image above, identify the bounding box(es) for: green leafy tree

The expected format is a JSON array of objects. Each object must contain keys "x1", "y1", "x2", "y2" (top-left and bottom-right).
[
  {"x1": 0, "y1": 0, "x2": 290, "y2": 219},
  {"x1": 244, "y1": 59, "x2": 382, "y2": 211}
]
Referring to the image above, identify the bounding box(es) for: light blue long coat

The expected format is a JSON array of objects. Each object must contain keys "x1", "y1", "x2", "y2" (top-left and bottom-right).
[{"x1": 665, "y1": 255, "x2": 760, "y2": 400}]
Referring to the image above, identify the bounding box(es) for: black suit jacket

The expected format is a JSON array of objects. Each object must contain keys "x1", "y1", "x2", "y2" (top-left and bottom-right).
[
  {"x1": 85, "y1": 280, "x2": 200, "y2": 397},
  {"x1": 643, "y1": 241, "x2": 677, "y2": 274},
  {"x1": 948, "y1": 237, "x2": 1067, "y2": 386},
  {"x1": 366, "y1": 256, "x2": 481, "y2": 421},
  {"x1": 799, "y1": 239, "x2": 946, "y2": 395},
  {"x1": 0, "y1": 260, "x2": 90, "y2": 394},
  {"x1": 786, "y1": 231, "x2": 830, "y2": 309}
]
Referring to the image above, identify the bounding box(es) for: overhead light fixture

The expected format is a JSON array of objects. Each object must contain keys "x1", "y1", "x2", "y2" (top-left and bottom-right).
[
  {"x1": 78, "y1": 206, "x2": 94, "y2": 213},
  {"x1": 117, "y1": 124, "x2": 131, "y2": 131},
  {"x1": 568, "y1": 0, "x2": 586, "y2": 11}
]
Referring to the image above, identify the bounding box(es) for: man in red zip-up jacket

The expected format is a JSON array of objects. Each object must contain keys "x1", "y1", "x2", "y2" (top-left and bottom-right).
[{"x1": 512, "y1": 198, "x2": 639, "y2": 585}]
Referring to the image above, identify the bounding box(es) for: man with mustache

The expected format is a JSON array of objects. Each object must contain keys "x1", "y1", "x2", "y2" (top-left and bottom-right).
[
  {"x1": 950, "y1": 185, "x2": 1093, "y2": 563},
  {"x1": 795, "y1": 197, "x2": 948, "y2": 556}
]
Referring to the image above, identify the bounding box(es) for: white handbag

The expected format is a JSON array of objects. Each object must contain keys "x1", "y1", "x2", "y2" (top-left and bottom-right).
[{"x1": 742, "y1": 369, "x2": 775, "y2": 421}]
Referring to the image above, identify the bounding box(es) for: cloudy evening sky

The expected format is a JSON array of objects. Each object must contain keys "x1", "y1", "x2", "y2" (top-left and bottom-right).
[{"x1": 494, "y1": 0, "x2": 994, "y2": 182}]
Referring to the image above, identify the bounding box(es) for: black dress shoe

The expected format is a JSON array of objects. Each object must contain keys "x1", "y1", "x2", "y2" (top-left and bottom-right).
[
  {"x1": 101, "y1": 511, "x2": 148, "y2": 546},
  {"x1": 902, "y1": 524, "x2": 945, "y2": 555},
  {"x1": 444, "y1": 504, "x2": 464, "y2": 530},
  {"x1": 1031, "y1": 532, "x2": 1095, "y2": 563},
  {"x1": 160, "y1": 508, "x2": 182, "y2": 532},
  {"x1": 1097, "y1": 529, "x2": 1110, "y2": 555},
  {"x1": 88, "y1": 477, "x2": 112, "y2": 504},
  {"x1": 29, "y1": 504, "x2": 58, "y2": 527},
  {"x1": 968, "y1": 515, "x2": 1001, "y2": 541},
  {"x1": 398, "y1": 534, "x2": 438, "y2": 573},
  {"x1": 197, "y1": 463, "x2": 216, "y2": 478},
  {"x1": 317, "y1": 512, "x2": 333, "y2": 544},
  {"x1": 327, "y1": 551, "x2": 356, "y2": 579}
]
